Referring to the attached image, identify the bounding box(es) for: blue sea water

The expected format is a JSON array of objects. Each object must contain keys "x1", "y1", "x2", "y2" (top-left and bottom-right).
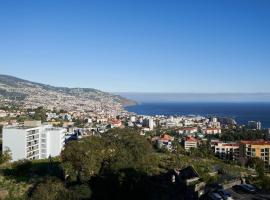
[{"x1": 126, "y1": 102, "x2": 270, "y2": 128}]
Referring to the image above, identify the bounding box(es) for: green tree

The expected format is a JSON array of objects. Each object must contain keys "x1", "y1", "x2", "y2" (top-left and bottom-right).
[
  {"x1": 247, "y1": 157, "x2": 265, "y2": 178},
  {"x1": 61, "y1": 128, "x2": 155, "y2": 183},
  {"x1": 61, "y1": 136, "x2": 107, "y2": 182},
  {"x1": 0, "y1": 147, "x2": 12, "y2": 164},
  {"x1": 12, "y1": 159, "x2": 32, "y2": 176}
]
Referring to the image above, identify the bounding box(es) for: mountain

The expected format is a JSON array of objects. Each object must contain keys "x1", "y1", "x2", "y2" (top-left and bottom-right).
[{"x1": 0, "y1": 74, "x2": 136, "y2": 111}]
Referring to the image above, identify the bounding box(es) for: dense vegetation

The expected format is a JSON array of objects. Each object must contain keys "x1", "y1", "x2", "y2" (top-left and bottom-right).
[
  {"x1": 220, "y1": 127, "x2": 267, "y2": 141},
  {"x1": 0, "y1": 128, "x2": 267, "y2": 199}
]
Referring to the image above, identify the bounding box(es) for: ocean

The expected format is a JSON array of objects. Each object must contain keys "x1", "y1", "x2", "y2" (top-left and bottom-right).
[{"x1": 126, "y1": 102, "x2": 270, "y2": 128}]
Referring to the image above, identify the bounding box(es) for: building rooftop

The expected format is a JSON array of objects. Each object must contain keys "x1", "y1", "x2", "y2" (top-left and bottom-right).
[{"x1": 240, "y1": 140, "x2": 270, "y2": 145}]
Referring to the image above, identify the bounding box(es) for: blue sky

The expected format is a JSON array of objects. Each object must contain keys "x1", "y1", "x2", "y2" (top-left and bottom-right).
[{"x1": 0, "y1": 0, "x2": 270, "y2": 93}]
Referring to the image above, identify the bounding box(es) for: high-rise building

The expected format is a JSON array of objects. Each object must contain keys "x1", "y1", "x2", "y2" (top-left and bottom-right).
[
  {"x1": 148, "y1": 118, "x2": 154, "y2": 130},
  {"x1": 2, "y1": 121, "x2": 66, "y2": 161},
  {"x1": 248, "y1": 121, "x2": 262, "y2": 130}
]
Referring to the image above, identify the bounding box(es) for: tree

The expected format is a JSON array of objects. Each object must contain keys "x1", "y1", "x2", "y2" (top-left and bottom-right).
[
  {"x1": 247, "y1": 157, "x2": 265, "y2": 178},
  {"x1": 0, "y1": 147, "x2": 12, "y2": 164},
  {"x1": 12, "y1": 159, "x2": 32, "y2": 176},
  {"x1": 61, "y1": 128, "x2": 155, "y2": 183},
  {"x1": 61, "y1": 136, "x2": 107, "y2": 182},
  {"x1": 0, "y1": 125, "x2": 2, "y2": 138}
]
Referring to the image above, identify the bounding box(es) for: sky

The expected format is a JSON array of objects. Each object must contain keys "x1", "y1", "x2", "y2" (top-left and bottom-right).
[{"x1": 0, "y1": 0, "x2": 270, "y2": 93}]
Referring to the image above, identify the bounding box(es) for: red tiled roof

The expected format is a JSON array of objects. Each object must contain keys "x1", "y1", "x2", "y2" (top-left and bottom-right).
[
  {"x1": 160, "y1": 134, "x2": 174, "y2": 141},
  {"x1": 185, "y1": 136, "x2": 198, "y2": 142},
  {"x1": 240, "y1": 140, "x2": 270, "y2": 145}
]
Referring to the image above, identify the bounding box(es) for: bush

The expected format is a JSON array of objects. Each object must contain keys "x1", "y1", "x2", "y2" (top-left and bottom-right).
[
  {"x1": 12, "y1": 159, "x2": 32, "y2": 176},
  {"x1": 30, "y1": 177, "x2": 69, "y2": 200}
]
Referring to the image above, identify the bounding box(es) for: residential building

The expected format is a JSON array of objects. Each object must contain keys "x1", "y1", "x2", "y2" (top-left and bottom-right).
[
  {"x1": 183, "y1": 136, "x2": 198, "y2": 151},
  {"x1": 178, "y1": 127, "x2": 198, "y2": 135},
  {"x1": 203, "y1": 127, "x2": 222, "y2": 135},
  {"x1": 214, "y1": 142, "x2": 239, "y2": 161},
  {"x1": 248, "y1": 121, "x2": 262, "y2": 130},
  {"x1": 2, "y1": 121, "x2": 66, "y2": 161},
  {"x1": 152, "y1": 134, "x2": 174, "y2": 150},
  {"x1": 148, "y1": 118, "x2": 154, "y2": 130},
  {"x1": 239, "y1": 140, "x2": 270, "y2": 167}
]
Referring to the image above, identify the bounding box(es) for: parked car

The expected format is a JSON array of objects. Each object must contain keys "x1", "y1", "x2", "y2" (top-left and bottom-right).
[
  {"x1": 233, "y1": 184, "x2": 256, "y2": 194},
  {"x1": 208, "y1": 192, "x2": 223, "y2": 200},
  {"x1": 217, "y1": 189, "x2": 234, "y2": 200}
]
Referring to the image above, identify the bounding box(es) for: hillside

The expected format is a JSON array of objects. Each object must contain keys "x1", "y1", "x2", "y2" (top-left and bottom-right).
[{"x1": 0, "y1": 74, "x2": 136, "y2": 111}]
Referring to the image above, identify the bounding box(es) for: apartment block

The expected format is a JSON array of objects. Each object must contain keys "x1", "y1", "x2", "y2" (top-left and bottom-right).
[
  {"x1": 2, "y1": 121, "x2": 66, "y2": 161},
  {"x1": 214, "y1": 142, "x2": 239, "y2": 161},
  {"x1": 239, "y1": 140, "x2": 270, "y2": 166}
]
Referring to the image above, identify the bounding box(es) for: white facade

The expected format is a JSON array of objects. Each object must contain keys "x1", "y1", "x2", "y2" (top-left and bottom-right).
[
  {"x1": 3, "y1": 124, "x2": 66, "y2": 161},
  {"x1": 214, "y1": 142, "x2": 239, "y2": 161},
  {"x1": 184, "y1": 137, "x2": 198, "y2": 151},
  {"x1": 148, "y1": 118, "x2": 154, "y2": 130},
  {"x1": 130, "y1": 116, "x2": 136, "y2": 122}
]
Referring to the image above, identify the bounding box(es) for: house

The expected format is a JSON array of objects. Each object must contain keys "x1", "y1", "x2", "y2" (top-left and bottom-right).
[
  {"x1": 173, "y1": 166, "x2": 205, "y2": 199},
  {"x1": 203, "y1": 127, "x2": 222, "y2": 135},
  {"x1": 183, "y1": 136, "x2": 198, "y2": 151},
  {"x1": 110, "y1": 119, "x2": 122, "y2": 128},
  {"x1": 178, "y1": 127, "x2": 198, "y2": 135},
  {"x1": 152, "y1": 134, "x2": 174, "y2": 150}
]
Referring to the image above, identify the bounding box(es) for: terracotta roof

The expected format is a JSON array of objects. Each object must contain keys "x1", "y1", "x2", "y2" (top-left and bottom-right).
[
  {"x1": 160, "y1": 134, "x2": 174, "y2": 141},
  {"x1": 240, "y1": 140, "x2": 270, "y2": 145},
  {"x1": 185, "y1": 136, "x2": 198, "y2": 142}
]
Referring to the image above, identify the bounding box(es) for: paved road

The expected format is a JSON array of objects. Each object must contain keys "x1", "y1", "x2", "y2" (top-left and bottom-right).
[{"x1": 226, "y1": 188, "x2": 270, "y2": 200}]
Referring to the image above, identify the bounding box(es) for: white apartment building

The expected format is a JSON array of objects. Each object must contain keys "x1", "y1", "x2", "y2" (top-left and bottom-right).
[
  {"x1": 3, "y1": 121, "x2": 66, "y2": 161},
  {"x1": 214, "y1": 142, "x2": 239, "y2": 161}
]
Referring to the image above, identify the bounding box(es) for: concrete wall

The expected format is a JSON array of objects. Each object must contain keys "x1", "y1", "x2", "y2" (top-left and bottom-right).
[
  {"x1": 221, "y1": 179, "x2": 242, "y2": 190},
  {"x1": 3, "y1": 128, "x2": 26, "y2": 161},
  {"x1": 48, "y1": 129, "x2": 65, "y2": 157}
]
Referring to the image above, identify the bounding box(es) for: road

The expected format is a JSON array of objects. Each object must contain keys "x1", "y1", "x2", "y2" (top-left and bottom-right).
[{"x1": 226, "y1": 188, "x2": 270, "y2": 200}]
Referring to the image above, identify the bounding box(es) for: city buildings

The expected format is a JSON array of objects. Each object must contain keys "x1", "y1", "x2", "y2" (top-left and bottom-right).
[
  {"x1": 2, "y1": 121, "x2": 66, "y2": 161},
  {"x1": 248, "y1": 121, "x2": 262, "y2": 130}
]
